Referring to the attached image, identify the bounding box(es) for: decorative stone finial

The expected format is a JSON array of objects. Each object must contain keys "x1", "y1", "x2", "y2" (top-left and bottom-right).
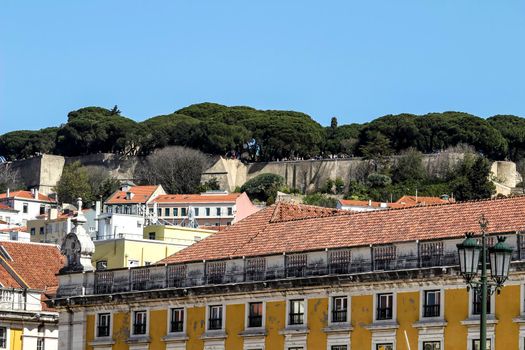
[{"x1": 59, "y1": 198, "x2": 95, "y2": 273}]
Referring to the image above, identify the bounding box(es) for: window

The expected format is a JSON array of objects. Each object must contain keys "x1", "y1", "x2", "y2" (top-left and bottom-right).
[
  {"x1": 144, "y1": 261, "x2": 151, "y2": 266},
  {"x1": 473, "y1": 288, "x2": 491, "y2": 315},
  {"x1": 374, "y1": 245, "x2": 396, "y2": 271},
  {"x1": 248, "y1": 302, "x2": 263, "y2": 328},
  {"x1": 423, "y1": 341, "x2": 441, "y2": 350},
  {"x1": 472, "y1": 339, "x2": 491, "y2": 350},
  {"x1": 376, "y1": 344, "x2": 393, "y2": 350},
  {"x1": 194, "y1": 208, "x2": 199, "y2": 216},
  {"x1": 332, "y1": 296, "x2": 348, "y2": 323},
  {"x1": 132, "y1": 310, "x2": 147, "y2": 335},
  {"x1": 39, "y1": 227, "x2": 44, "y2": 235},
  {"x1": 227, "y1": 207, "x2": 233, "y2": 216},
  {"x1": 157, "y1": 208, "x2": 161, "y2": 216},
  {"x1": 148, "y1": 232, "x2": 156, "y2": 240},
  {"x1": 36, "y1": 338, "x2": 44, "y2": 350},
  {"x1": 329, "y1": 249, "x2": 351, "y2": 274},
  {"x1": 332, "y1": 346, "x2": 347, "y2": 350},
  {"x1": 30, "y1": 228, "x2": 35, "y2": 235},
  {"x1": 97, "y1": 313, "x2": 111, "y2": 337},
  {"x1": 39, "y1": 205, "x2": 45, "y2": 215},
  {"x1": 164, "y1": 208, "x2": 170, "y2": 217},
  {"x1": 206, "y1": 261, "x2": 226, "y2": 284},
  {"x1": 173, "y1": 208, "x2": 179, "y2": 216},
  {"x1": 208, "y1": 305, "x2": 223, "y2": 330},
  {"x1": 376, "y1": 293, "x2": 393, "y2": 320},
  {"x1": 246, "y1": 257, "x2": 266, "y2": 281},
  {"x1": 206, "y1": 207, "x2": 211, "y2": 216},
  {"x1": 216, "y1": 208, "x2": 221, "y2": 216},
  {"x1": 286, "y1": 253, "x2": 307, "y2": 277},
  {"x1": 0, "y1": 327, "x2": 6, "y2": 348},
  {"x1": 149, "y1": 208, "x2": 154, "y2": 214},
  {"x1": 96, "y1": 260, "x2": 108, "y2": 271},
  {"x1": 128, "y1": 259, "x2": 139, "y2": 268},
  {"x1": 181, "y1": 208, "x2": 187, "y2": 216},
  {"x1": 423, "y1": 290, "x2": 441, "y2": 317},
  {"x1": 289, "y1": 299, "x2": 305, "y2": 325},
  {"x1": 170, "y1": 308, "x2": 184, "y2": 333},
  {"x1": 23, "y1": 203, "x2": 28, "y2": 213}
]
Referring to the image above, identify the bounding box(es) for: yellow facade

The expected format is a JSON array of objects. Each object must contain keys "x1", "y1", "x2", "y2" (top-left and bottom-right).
[
  {"x1": 78, "y1": 284, "x2": 525, "y2": 350},
  {"x1": 9, "y1": 329, "x2": 22, "y2": 350},
  {"x1": 143, "y1": 225, "x2": 214, "y2": 243}
]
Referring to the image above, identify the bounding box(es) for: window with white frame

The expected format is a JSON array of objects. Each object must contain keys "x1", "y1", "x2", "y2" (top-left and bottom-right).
[
  {"x1": 0, "y1": 327, "x2": 6, "y2": 348},
  {"x1": 472, "y1": 288, "x2": 491, "y2": 315},
  {"x1": 331, "y1": 346, "x2": 347, "y2": 350},
  {"x1": 423, "y1": 290, "x2": 441, "y2": 318},
  {"x1": 97, "y1": 313, "x2": 111, "y2": 337},
  {"x1": 132, "y1": 310, "x2": 147, "y2": 335},
  {"x1": 331, "y1": 296, "x2": 348, "y2": 323},
  {"x1": 472, "y1": 339, "x2": 491, "y2": 350},
  {"x1": 170, "y1": 308, "x2": 184, "y2": 333},
  {"x1": 289, "y1": 299, "x2": 305, "y2": 325},
  {"x1": 208, "y1": 305, "x2": 223, "y2": 330},
  {"x1": 36, "y1": 338, "x2": 44, "y2": 350},
  {"x1": 422, "y1": 341, "x2": 441, "y2": 350},
  {"x1": 376, "y1": 293, "x2": 393, "y2": 320},
  {"x1": 248, "y1": 302, "x2": 263, "y2": 328}
]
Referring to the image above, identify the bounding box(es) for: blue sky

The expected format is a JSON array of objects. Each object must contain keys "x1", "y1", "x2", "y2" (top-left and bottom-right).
[{"x1": 1, "y1": 1, "x2": 524, "y2": 133}]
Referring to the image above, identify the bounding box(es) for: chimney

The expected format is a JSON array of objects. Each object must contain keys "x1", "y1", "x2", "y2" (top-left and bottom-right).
[
  {"x1": 126, "y1": 191, "x2": 134, "y2": 200},
  {"x1": 31, "y1": 188, "x2": 38, "y2": 199},
  {"x1": 6, "y1": 188, "x2": 9, "y2": 198},
  {"x1": 368, "y1": 199, "x2": 372, "y2": 207}
]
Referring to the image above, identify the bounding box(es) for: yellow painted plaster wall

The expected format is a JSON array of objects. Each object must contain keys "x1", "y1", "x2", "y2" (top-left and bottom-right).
[
  {"x1": 396, "y1": 291, "x2": 419, "y2": 350},
  {"x1": 93, "y1": 240, "x2": 126, "y2": 269},
  {"x1": 150, "y1": 309, "x2": 167, "y2": 350},
  {"x1": 307, "y1": 298, "x2": 328, "y2": 349},
  {"x1": 9, "y1": 329, "x2": 22, "y2": 350},
  {"x1": 265, "y1": 301, "x2": 285, "y2": 349},
  {"x1": 495, "y1": 284, "x2": 520, "y2": 349},
  {"x1": 112, "y1": 311, "x2": 130, "y2": 350},
  {"x1": 187, "y1": 306, "x2": 205, "y2": 350},
  {"x1": 225, "y1": 304, "x2": 244, "y2": 349},
  {"x1": 351, "y1": 294, "x2": 373, "y2": 349},
  {"x1": 85, "y1": 314, "x2": 95, "y2": 350},
  {"x1": 444, "y1": 288, "x2": 468, "y2": 349}
]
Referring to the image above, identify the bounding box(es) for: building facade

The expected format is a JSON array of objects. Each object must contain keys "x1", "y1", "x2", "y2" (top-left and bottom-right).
[
  {"x1": 0, "y1": 189, "x2": 56, "y2": 225},
  {"x1": 53, "y1": 198, "x2": 525, "y2": 350}
]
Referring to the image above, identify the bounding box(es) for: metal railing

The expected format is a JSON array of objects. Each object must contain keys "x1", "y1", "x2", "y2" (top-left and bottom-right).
[
  {"x1": 376, "y1": 307, "x2": 393, "y2": 320},
  {"x1": 332, "y1": 310, "x2": 347, "y2": 323},
  {"x1": 423, "y1": 304, "x2": 440, "y2": 318}
]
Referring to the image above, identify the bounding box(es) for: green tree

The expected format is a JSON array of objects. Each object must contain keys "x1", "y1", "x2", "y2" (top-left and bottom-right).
[
  {"x1": 54, "y1": 161, "x2": 92, "y2": 207},
  {"x1": 240, "y1": 173, "x2": 284, "y2": 204},
  {"x1": 449, "y1": 155, "x2": 495, "y2": 200},
  {"x1": 392, "y1": 148, "x2": 426, "y2": 183}
]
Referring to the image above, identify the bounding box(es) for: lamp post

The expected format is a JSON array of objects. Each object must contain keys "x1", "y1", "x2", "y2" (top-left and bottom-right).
[{"x1": 456, "y1": 215, "x2": 513, "y2": 350}]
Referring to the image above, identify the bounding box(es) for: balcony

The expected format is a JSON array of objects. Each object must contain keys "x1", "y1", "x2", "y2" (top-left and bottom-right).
[{"x1": 423, "y1": 304, "x2": 440, "y2": 318}]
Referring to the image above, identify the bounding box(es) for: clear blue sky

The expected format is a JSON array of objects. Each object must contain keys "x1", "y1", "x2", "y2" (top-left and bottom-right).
[{"x1": 1, "y1": 1, "x2": 524, "y2": 134}]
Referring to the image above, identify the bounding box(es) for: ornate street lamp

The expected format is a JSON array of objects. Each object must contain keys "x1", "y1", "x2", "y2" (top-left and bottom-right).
[{"x1": 456, "y1": 214, "x2": 513, "y2": 350}]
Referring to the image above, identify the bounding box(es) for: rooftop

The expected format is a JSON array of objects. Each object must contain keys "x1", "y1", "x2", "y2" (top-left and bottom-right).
[
  {"x1": 152, "y1": 193, "x2": 241, "y2": 204},
  {"x1": 0, "y1": 203, "x2": 17, "y2": 212},
  {"x1": 105, "y1": 185, "x2": 160, "y2": 204},
  {"x1": 0, "y1": 191, "x2": 55, "y2": 203},
  {"x1": 161, "y1": 196, "x2": 525, "y2": 264}
]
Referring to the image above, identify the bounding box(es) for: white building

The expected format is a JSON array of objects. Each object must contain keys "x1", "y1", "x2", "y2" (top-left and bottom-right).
[
  {"x1": 0, "y1": 189, "x2": 57, "y2": 225},
  {"x1": 95, "y1": 213, "x2": 145, "y2": 240},
  {"x1": 104, "y1": 184, "x2": 165, "y2": 216}
]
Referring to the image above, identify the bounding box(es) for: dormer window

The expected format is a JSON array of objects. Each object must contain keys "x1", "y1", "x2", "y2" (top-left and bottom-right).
[{"x1": 126, "y1": 191, "x2": 133, "y2": 200}]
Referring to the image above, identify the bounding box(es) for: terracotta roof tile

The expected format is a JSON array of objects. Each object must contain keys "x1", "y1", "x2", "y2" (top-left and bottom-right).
[
  {"x1": 0, "y1": 241, "x2": 63, "y2": 290},
  {"x1": 160, "y1": 197, "x2": 525, "y2": 264},
  {"x1": 152, "y1": 193, "x2": 241, "y2": 204},
  {"x1": 0, "y1": 191, "x2": 55, "y2": 203},
  {"x1": 395, "y1": 195, "x2": 449, "y2": 206},
  {"x1": 0, "y1": 203, "x2": 17, "y2": 212},
  {"x1": 105, "y1": 186, "x2": 159, "y2": 204}
]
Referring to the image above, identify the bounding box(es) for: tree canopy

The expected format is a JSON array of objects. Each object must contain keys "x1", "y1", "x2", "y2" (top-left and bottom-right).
[{"x1": 2, "y1": 103, "x2": 525, "y2": 163}]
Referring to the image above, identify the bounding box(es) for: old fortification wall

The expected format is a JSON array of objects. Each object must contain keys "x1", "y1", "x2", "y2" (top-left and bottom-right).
[{"x1": 4, "y1": 153, "x2": 519, "y2": 195}]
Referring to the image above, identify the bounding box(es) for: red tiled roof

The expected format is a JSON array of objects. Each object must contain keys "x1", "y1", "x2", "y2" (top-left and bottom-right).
[
  {"x1": 339, "y1": 199, "x2": 385, "y2": 208},
  {"x1": 0, "y1": 191, "x2": 55, "y2": 203},
  {"x1": 0, "y1": 203, "x2": 17, "y2": 212},
  {"x1": 105, "y1": 186, "x2": 159, "y2": 204},
  {"x1": 152, "y1": 193, "x2": 241, "y2": 204},
  {"x1": 0, "y1": 241, "x2": 63, "y2": 291},
  {"x1": 161, "y1": 197, "x2": 525, "y2": 264},
  {"x1": 0, "y1": 226, "x2": 27, "y2": 233},
  {"x1": 396, "y1": 195, "x2": 449, "y2": 206}
]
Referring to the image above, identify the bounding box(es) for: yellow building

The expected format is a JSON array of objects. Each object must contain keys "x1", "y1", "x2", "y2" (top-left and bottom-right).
[
  {"x1": 53, "y1": 197, "x2": 525, "y2": 350},
  {"x1": 92, "y1": 225, "x2": 215, "y2": 269}
]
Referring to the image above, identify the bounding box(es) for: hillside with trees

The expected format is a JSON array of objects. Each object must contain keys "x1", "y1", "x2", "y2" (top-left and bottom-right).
[{"x1": 2, "y1": 103, "x2": 525, "y2": 163}]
